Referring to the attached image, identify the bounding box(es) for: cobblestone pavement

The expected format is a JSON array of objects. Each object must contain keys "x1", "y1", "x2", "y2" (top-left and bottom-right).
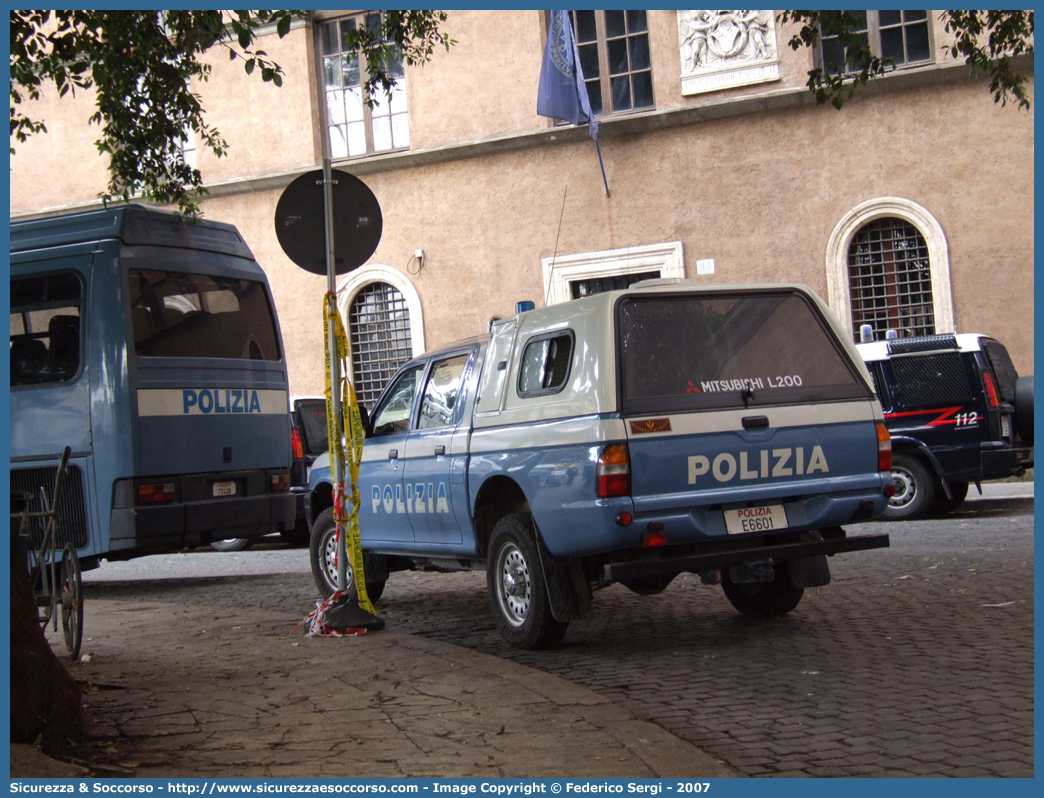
[
  {"x1": 376, "y1": 498, "x2": 1034, "y2": 777},
  {"x1": 77, "y1": 492, "x2": 1032, "y2": 778}
]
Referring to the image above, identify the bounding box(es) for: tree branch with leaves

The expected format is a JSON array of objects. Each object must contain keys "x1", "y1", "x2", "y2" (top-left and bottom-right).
[
  {"x1": 10, "y1": 10, "x2": 453, "y2": 219},
  {"x1": 778, "y1": 10, "x2": 1033, "y2": 111}
]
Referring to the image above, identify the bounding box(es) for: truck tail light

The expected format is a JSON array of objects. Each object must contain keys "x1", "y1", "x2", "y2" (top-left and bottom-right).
[
  {"x1": 876, "y1": 422, "x2": 892, "y2": 472},
  {"x1": 596, "y1": 443, "x2": 630, "y2": 498},
  {"x1": 138, "y1": 482, "x2": 176, "y2": 504},
  {"x1": 270, "y1": 472, "x2": 291, "y2": 492},
  {"x1": 291, "y1": 428, "x2": 304, "y2": 460},
  {"x1": 983, "y1": 372, "x2": 1000, "y2": 408}
]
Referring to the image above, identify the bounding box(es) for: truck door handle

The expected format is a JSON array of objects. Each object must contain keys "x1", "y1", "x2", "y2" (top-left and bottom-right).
[
  {"x1": 742, "y1": 415, "x2": 769, "y2": 429},
  {"x1": 388, "y1": 449, "x2": 398, "y2": 459},
  {"x1": 434, "y1": 445, "x2": 446, "y2": 456}
]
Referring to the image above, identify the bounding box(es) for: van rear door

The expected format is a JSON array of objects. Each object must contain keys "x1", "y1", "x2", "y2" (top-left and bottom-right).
[
  {"x1": 617, "y1": 288, "x2": 882, "y2": 538},
  {"x1": 126, "y1": 259, "x2": 290, "y2": 477}
]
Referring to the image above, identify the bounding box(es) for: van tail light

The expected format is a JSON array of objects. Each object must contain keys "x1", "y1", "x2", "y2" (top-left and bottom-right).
[
  {"x1": 596, "y1": 443, "x2": 630, "y2": 498},
  {"x1": 269, "y1": 472, "x2": 291, "y2": 492},
  {"x1": 983, "y1": 372, "x2": 1000, "y2": 408},
  {"x1": 291, "y1": 428, "x2": 304, "y2": 459},
  {"x1": 876, "y1": 422, "x2": 892, "y2": 472},
  {"x1": 138, "y1": 482, "x2": 176, "y2": 504}
]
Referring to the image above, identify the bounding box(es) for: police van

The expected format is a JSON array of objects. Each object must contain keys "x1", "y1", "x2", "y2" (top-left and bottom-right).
[
  {"x1": 309, "y1": 279, "x2": 894, "y2": 648},
  {"x1": 10, "y1": 205, "x2": 296, "y2": 568}
]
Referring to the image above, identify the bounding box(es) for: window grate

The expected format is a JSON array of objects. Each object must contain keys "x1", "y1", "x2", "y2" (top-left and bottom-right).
[
  {"x1": 848, "y1": 217, "x2": 935, "y2": 341},
  {"x1": 348, "y1": 282, "x2": 413, "y2": 410}
]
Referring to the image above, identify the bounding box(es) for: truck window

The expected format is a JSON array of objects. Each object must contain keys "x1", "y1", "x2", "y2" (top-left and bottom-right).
[
  {"x1": 128, "y1": 269, "x2": 281, "y2": 360},
  {"x1": 370, "y1": 365, "x2": 422, "y2": 436},
  {"x1": 617, "y1": 291, "x2": 870, "y2": 414},
  {"x1": 518, "y1": 332, "x2": 573, "y2": 397},
  {"x1": 890, "y1": 352, "x2": 973, "y2": 409},
  {"x1": 10, "y1": 272, "x2": 82, "y2": 387},
  {"x1": 418, "y1": 354, "x2": 469, "y2": 430}
]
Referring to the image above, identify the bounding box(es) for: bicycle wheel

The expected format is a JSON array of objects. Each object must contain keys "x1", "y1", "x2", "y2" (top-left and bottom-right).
[{"x1": 60, "y1": 545, "x2": 83, "y2": 660}]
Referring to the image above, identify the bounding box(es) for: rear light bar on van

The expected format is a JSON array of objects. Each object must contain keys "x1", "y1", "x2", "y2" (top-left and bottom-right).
[
  {"x1": 138, "y1": 482, "x2": 176, "y2": 503},
  {"x1": 597, "y1": 443, "x2": 631, "y2": 498},
  {"x1": 876, "y1": 422, "x2": 892, "y2": 472},
  {"x1": 291, "y1": 428, "x2": 304, "y2": 460},
  {"x1": 982, "y1": 372, "x2": 1000, "y2": 408},
  {"x1": 269, "y1": 472, "x2": 291, "y2": 492}
]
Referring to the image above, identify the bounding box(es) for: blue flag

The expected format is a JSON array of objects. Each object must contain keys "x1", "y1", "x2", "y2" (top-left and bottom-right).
[{"x1": 536, "y1": 9, "x2": 599, "y2": 140}]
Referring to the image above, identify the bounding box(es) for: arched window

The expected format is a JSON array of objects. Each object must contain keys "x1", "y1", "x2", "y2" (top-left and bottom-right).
[
  {"x1": 347, "y1": 282, "x2": 413, "y2": 409},
  {"x1": 337, "y1": 265, "x2": 424, "y2": 410},
  {"x1": 848, "y1": 217, "x2": 934, "y2": 339},
  {"x1": 826, "y1": 197, "x2": 953, "y2": 342}
]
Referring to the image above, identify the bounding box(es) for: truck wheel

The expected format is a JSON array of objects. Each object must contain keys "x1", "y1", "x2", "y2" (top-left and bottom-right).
[
  {"x1": 722, "y1": 564, "x2": 803, "y2": 618},
  {"x1": 931, "y1": 480, "x2": 969, "y2": 515},
  {"x1": 210, "y1": 537, "x2": 253, "y2": 552},
  {"x1": 309, "y1": 507, "x2": 386, "y2": 603},
  {"x1": 884, "y1": 453, "x2": 936, "y2": 520},
  {"x1": 1014, "y1": 375, "x2": 1033, "y2": 446},
  {"x1": 486, "y1": 513, "x2": 568, "y2": 650}
]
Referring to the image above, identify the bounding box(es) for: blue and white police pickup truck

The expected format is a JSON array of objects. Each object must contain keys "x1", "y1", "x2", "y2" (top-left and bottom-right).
[{"x1": 309, "y1": 279, "x2": 894, "y2": 648}]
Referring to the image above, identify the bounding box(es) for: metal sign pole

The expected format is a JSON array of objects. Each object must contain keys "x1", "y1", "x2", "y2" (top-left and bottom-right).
[{"x1": 321, "y1": 158, "x2": 349, "y2": 594}]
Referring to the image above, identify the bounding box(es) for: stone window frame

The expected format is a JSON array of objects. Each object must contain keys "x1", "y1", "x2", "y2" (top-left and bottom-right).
[
  {"x1": 315, "y1": 11, "x2": 410, "y2": 160},
  {"x1": 817, "y1": 10, "x2": 934, "y2": 75},
  {"x1": 569, "y1": 10, "x2": 655, "y2": 117},
  {"x1": 336, "y1": 264, "x2": 425, "y2": 403},
  {"x1": 826, "y1": 196, "x2": 954, "y2": 340},
  {"x1": 542, "y1": 241, "x2": 685, "y2": 306}
]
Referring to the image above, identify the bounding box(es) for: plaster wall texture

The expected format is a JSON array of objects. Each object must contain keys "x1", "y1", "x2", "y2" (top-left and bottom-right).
[{"x1": 9, "y1": 11, "x2": 1033, "y2": 395}]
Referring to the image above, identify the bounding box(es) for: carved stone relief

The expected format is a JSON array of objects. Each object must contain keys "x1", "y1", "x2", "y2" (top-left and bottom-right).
[{"x1": 677, "y1": 10, "x2": 780, "y2": 95}]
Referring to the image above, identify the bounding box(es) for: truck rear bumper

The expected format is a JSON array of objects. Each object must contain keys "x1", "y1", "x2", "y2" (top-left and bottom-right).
[{"x1": 603, "y1": 531, "x2": 890, "y2": 583}]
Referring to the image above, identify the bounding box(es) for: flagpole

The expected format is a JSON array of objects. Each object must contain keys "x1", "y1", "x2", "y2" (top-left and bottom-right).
[{"x1": 594, "y1": 137, "x2": 610, "y2": 197}]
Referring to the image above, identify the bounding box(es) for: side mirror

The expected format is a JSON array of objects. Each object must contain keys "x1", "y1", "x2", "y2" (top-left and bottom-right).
[{"x1": 357, "y1": 405, "x2": 371, "y2": 438}]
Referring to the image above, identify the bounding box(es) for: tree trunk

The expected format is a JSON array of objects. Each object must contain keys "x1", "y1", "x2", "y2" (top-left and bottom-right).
[{"x1": 10, "y1": 524, "x2": 82, "y2": 753}]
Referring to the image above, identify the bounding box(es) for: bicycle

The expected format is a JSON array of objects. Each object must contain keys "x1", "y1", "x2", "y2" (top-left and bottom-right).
[{"x1": 11, "y1": 446, "x2": 83, "y2": 660}]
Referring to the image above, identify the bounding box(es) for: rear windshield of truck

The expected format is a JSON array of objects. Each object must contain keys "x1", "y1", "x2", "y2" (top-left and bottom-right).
[
  {"x1": 128, "y1": 269, "x2": 281, "y2": 360},
  {"x1": 617, "y1": 290, "x2": 871, "y2": 414}
]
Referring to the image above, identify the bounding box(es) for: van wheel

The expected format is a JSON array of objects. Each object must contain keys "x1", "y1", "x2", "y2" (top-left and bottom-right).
[
  {"x1": 210, "y1": 537, "x2": 253, "y2": 552},
  {"x1": 884, "y1": 453, "x2": 936, "y2": 520},
  {"x1": 722, "y1": 565, "x2": 803, "y2": 618},
  {"x1": 487, "y1": 513, "x2": 568, "y2": 650},
  {"x1": 309, "y1": 507, "x2": 386, "y2": 602},
  {"x1": 932, "y1": 480, "x2": 969, "y2": 515}
]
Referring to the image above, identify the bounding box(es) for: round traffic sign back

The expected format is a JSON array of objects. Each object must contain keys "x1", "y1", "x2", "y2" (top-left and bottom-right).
[{"x1": 274, "y1": 169, "x2": 383, "y2": 275}]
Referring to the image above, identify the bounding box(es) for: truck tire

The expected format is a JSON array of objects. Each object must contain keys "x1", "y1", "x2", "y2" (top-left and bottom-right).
[
  {"x1": 210, "y1": 537, "x2": 253, "y2": 552},
  {"x1": 884, "y1": 453, "x2": 936, "y2": 521},
  {"x1": 1014, "y1": 375, "x2": 1033, "y2": 446},
  {"x1": 931, "y1": 480, "x2": 969, "y2": 515},
  {"x1": 486, "y1": 513, "x2": 568, "y2": 650},
  {"x1": 722, "y1": 563, "x2": 803, "y2": 618},
  {"x1": 309, "y1": 507, "x2": 386, "y2": 603}
]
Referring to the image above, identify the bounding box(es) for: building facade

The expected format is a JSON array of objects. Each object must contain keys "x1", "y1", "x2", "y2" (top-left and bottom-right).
[{"x1": 10, "y1": 10, "x2": 1035, "y2": 401}]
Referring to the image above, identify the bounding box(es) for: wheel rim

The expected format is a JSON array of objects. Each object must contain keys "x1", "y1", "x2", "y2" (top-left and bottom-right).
[
  {"x1": 890, "y1": 466, "x2": 917, "y2": 508},
  {"x1": 321, "y1": 526, "x2": 354, "y2": 593},
  {"x1": 61, "y1": 548, "x2": 83, "y2": 660},
  {"x1": 495, "y1": 542, "x2": 531, "y2": 627}
]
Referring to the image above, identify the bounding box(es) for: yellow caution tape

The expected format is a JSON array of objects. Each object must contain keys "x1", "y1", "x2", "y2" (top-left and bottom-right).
[{"x1": 323, "y1": 292, "x2": 376, "y2": 616}]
